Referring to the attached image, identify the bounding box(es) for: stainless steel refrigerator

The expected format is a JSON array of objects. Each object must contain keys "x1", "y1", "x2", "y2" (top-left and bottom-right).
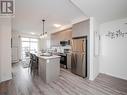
[{"x1": 71, "y1": 37, "x2": 87, "y2": 78}]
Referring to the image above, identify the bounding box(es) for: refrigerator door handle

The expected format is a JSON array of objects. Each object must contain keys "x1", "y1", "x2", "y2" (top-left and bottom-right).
[{"x1": 71, "y1": 53, "x2": 77, "y2": 73}]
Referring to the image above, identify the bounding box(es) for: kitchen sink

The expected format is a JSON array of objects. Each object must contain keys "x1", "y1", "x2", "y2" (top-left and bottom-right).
[
  {"x1": 40, "y1": 54, "x2": 52, "y2": 57},
  {"x1": 40, "y1": 53, "x2": 52, "y2": 57}
]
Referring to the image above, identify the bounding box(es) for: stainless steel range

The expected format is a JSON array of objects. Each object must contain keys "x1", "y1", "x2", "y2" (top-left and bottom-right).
[{"x1": 58, "y1": 53, "x2": 67, "y2": 69}]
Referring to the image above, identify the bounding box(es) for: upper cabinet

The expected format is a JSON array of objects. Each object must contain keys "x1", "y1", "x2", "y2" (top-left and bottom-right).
[
  {"x1": 72, "y1": 19, "x2": 90, "y2": 37},
  {"x1": 51, "y1": 19, "x2": 90, "y2": 46},
  {"x1": 51, "y1": 29, "x2": 72, "y2": 46}
]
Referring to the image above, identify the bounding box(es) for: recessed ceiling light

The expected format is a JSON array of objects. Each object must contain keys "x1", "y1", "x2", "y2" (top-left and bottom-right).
[
  {"x1": 54, "y1": 24, "x2": 62, "y2": 28},
  {"x1": 31, "y1": 32, "x2": 35, "y2": 35}
]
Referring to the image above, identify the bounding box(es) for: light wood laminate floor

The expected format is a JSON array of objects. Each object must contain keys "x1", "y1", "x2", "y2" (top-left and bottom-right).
[{"x1": 0, "y1": 63, "x2": 127, "y2": 95}]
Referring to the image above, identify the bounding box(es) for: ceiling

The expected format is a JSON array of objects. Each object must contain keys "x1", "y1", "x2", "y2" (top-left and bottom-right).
[
  {"x1": 13, "y1": 0, "x2": 127, "y2": 35},
  {"x1": 70, "y1": 0, "x2": 127, "y2": 23},
  {"x1": 12, "y1": 0, "x2": 87, "y2": 35}
]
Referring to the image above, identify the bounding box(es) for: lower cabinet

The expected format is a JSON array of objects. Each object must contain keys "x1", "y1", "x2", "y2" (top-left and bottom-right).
[
  {"x1": 67, "y1": 53, "x2": 71, "y2": 69},
  {"x1": 39, "y1": 57, "x2": 60, "y2": 83}
]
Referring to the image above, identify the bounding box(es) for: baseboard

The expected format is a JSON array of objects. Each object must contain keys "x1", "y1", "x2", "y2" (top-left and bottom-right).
[
  {"x1": 0, "y1": 74, "x2": 12, "y2": 83},
  {"x1": 100, "y1": 72, "x2": 127, "y2": 81},
  {"x1": 89, "y1": 73, "x2": 99, "y2": 81}
]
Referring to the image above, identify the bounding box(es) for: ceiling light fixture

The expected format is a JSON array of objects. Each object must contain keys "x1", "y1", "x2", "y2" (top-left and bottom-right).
[
  {"x1": 40, "y1": 19, "x2": 47, "y2": 39},
  {"x1": 31, "y1": 32, "x2": 35, "y2": 35},
  {"x1": 54, "y1": 24, "x2": 62, "y2": 28}
]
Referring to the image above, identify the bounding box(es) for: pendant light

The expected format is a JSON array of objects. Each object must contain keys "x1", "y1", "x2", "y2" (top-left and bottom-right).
[{"x1": 40, "y1": 19, "x2": 47, "y2": 38}]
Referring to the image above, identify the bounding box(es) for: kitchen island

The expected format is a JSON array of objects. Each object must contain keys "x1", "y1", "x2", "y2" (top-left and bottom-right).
[{"x1": 38, "y1": 55, "x2": 60, "y2": 83}]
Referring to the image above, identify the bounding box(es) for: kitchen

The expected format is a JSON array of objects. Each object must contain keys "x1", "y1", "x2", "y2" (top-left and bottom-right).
[
  {"x1": 11, "y1": 19, "x2": 89, "y2": 83},
  {"x1": 50, "y1": 26, "x2": 87, "y2": 77}
]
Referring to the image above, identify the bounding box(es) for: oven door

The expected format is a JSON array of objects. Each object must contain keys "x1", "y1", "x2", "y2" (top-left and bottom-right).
[{"x1": 60, "y1": 55, "x2": 66, "y2": 64}]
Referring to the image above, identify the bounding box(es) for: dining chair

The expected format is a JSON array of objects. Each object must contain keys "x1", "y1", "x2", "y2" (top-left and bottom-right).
[{"x1": 30, "y1": 54, "x2": 38, "y2": 75}]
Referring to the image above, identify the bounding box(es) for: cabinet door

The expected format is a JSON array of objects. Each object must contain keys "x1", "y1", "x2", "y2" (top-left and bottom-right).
[
  {"x1": 72, "y1": 20, "x2": 89, "y2": 37},
  {"x1": 39, "y1": 58, "x2": 46, "y2": 81},
  {"x1": 67, "y1": 54, "x2": 71, "y2": 69}
]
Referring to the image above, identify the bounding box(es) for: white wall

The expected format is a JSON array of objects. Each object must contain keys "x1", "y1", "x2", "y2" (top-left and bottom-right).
[
  {"x1": 89, "y1": 17, "x2": 100, "y2": 80},
  {"x1": 0, "y1": 20, "x2": 1, "y2": 81},
  {"x1": 100, "y1": 18, "x2": 127, "y2": 80},
  {"x1": 0, "y1": 18, "x2": 12, "y2": 83}
]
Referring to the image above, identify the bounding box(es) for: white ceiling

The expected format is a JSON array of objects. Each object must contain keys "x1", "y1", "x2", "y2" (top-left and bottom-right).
[
  {"x1": 12, "y1": 0, "x2": 87, "y2": 35},
  {"x1": 70, "y1": 0, "x2": 127, "y2": 23}
]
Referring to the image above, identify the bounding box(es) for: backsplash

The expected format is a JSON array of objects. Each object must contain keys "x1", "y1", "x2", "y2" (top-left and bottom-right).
[{"x1": 51, "y1": 45, "x2": 71, "y2": 53}]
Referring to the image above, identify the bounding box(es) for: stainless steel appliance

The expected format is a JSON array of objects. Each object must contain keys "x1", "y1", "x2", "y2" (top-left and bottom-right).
[
  {"x1": 59, "y1": 53, "x2": 67, "y2": 69},
  {"x1": 71, "y1": 37, "x2": 87, "y2": 78},
  {"x1": 60, "y1": 40, "x2": 70, "y2": 46}
]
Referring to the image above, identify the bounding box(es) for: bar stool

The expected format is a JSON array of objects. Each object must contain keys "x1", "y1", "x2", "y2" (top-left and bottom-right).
[{"x1": 30, "y1": 54, "x2": 38, "y2": 75}]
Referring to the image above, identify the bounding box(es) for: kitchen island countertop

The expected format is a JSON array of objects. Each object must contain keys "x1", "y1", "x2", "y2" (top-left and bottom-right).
[{"x1": 38, "y1": 55, "x2": 60, "y2": 60}]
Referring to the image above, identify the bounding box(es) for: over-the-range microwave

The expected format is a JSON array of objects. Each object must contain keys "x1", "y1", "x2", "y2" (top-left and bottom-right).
[{"x1": 60, "y1": 40, "x2": 70, "y2": 46}]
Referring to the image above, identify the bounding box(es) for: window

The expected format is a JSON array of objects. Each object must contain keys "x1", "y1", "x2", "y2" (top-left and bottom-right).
[{"x1": 21, "y1": 37, "x2": 38, "y2": 60}]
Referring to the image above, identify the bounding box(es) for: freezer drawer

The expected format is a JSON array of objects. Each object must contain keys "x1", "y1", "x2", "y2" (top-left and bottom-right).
[{"x1": 71, "y1": 53, "x2": 87, "y2": 78}]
